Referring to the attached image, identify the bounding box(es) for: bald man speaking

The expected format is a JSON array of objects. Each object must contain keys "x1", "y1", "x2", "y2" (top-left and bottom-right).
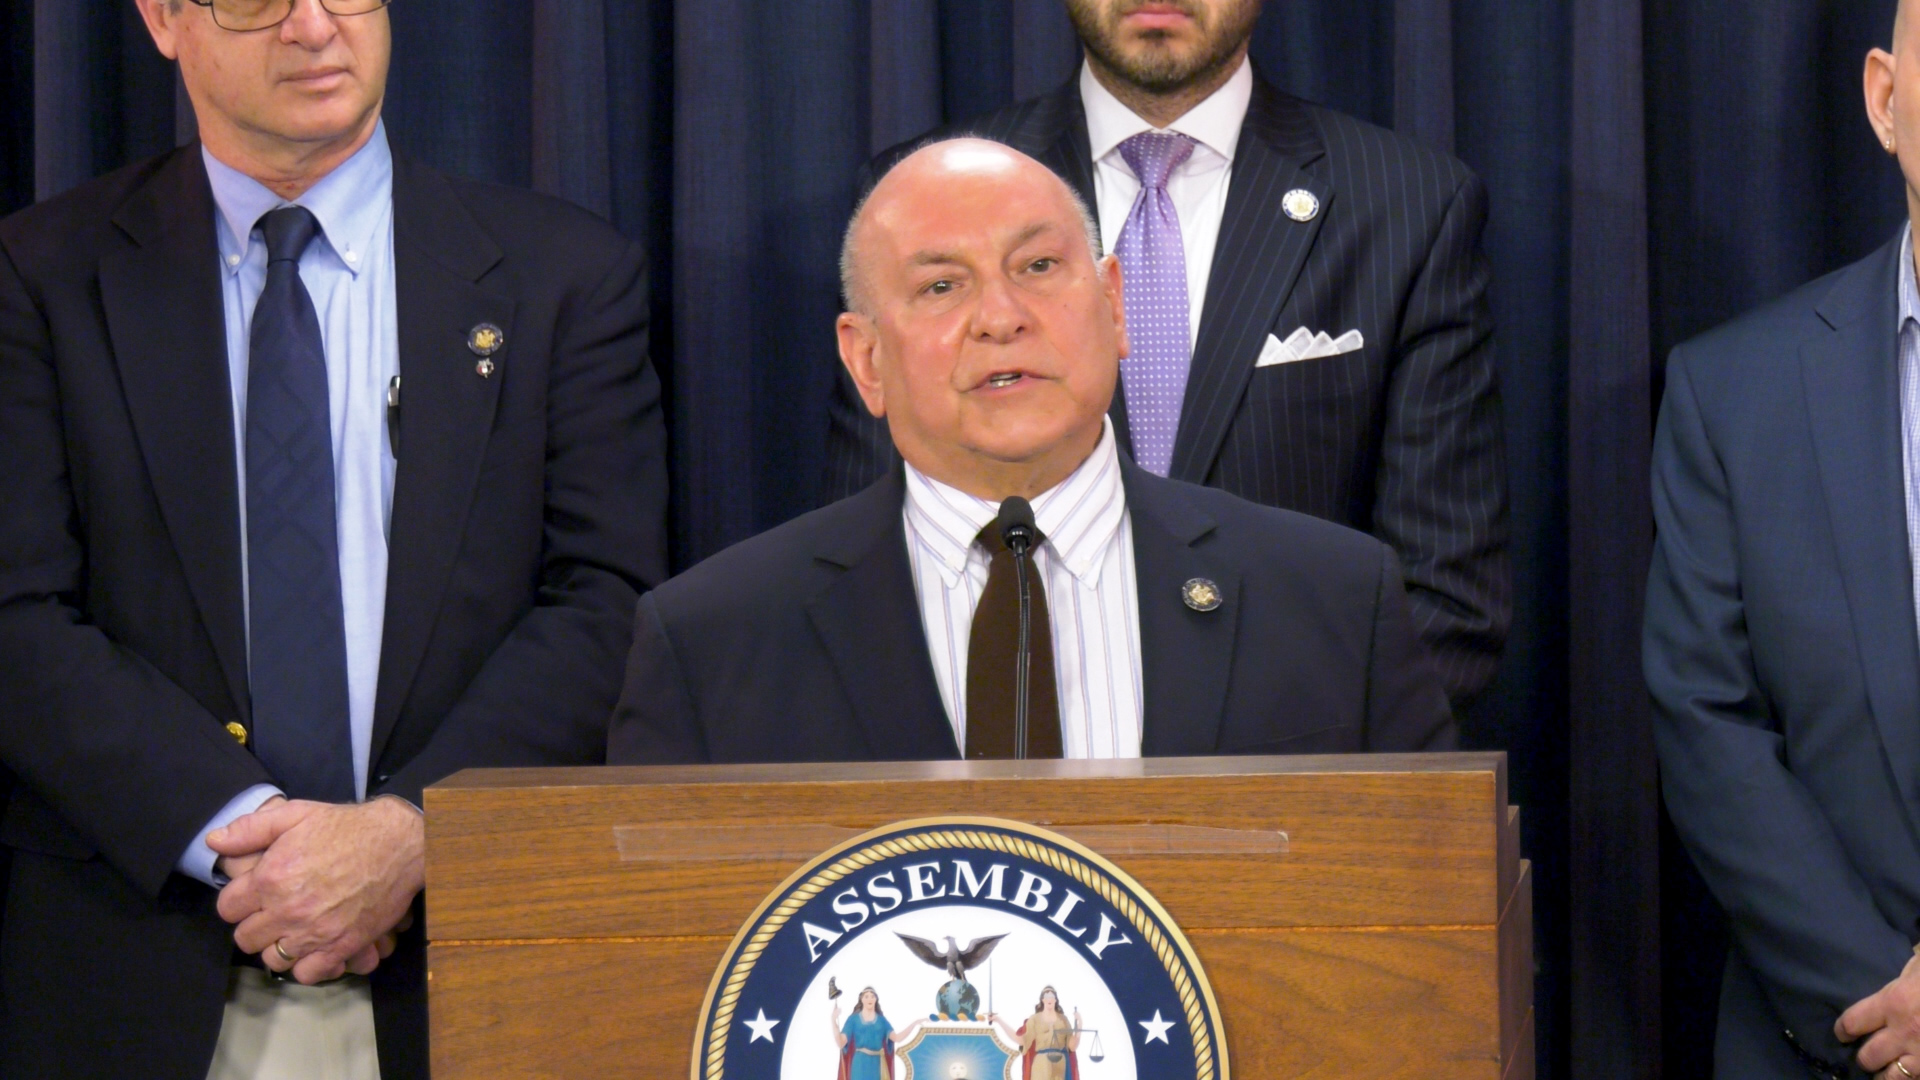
[{"x1": 609, "y1": 140, "x2": 1449, "y2": 769}]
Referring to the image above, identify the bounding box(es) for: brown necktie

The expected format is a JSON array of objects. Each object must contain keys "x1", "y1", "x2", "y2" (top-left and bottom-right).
[{"x1": 965, "y1": 522, "x2": 1063, "y2": 759}]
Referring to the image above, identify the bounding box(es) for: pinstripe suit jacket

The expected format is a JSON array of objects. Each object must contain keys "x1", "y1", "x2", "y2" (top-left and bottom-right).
[{"x1": 823, "y1": 71, "x2": 1510, "y2": 705}]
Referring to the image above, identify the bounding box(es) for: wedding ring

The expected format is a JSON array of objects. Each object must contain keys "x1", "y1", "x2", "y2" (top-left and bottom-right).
[
  {"x1": 272, "y1": 940, "x2": 297, "y2": 965},
  {"x1": 1895, "y1": 1059, "x2": 1915, "y2": 1079}
]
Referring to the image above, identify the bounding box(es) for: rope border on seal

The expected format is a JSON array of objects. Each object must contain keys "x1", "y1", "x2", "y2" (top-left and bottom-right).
[{"x1": 694, "y1": 818, "x2": 1225, "y2": 1080}]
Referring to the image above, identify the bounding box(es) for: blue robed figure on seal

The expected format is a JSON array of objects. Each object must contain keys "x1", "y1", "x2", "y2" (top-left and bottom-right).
[{"x1": 833, "y1": 987, "x2": 925, "y2": 1080}]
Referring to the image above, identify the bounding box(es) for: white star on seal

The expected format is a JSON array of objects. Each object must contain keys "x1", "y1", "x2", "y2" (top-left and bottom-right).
[
  {"x1": 743, "y1": 1008, "x2": 782, "y2": 1043},
  {"x1": 1138, "y1": 1010, "x2": 1177, "y2": 1044}
]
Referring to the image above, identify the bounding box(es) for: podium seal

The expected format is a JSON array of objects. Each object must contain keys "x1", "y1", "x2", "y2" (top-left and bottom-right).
[{"x1": 691, "y1": 816, "x2": 1228, "y2": 1080}]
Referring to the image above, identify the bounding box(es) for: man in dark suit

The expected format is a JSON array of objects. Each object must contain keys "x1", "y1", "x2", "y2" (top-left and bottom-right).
[
  {"x1": 1646, "y1": 11, "x2": 1920, "y2": 1077},
  {"x1": 824, "y1": 0, "x2": 1508, "y2": 711},
  {"x1": 0, "y1": 1, "x2": 666, "y2": 1076},
  {"x1": 611, "y1": 138, "x2": 1449, "y2": 770}
]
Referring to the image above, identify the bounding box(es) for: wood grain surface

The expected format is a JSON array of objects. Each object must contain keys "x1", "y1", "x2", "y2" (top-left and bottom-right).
[{"x1": 425, "y1": 754, "x2": 1530, "y2": 1079}]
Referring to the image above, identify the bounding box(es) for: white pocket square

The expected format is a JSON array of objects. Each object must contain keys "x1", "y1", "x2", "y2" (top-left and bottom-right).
[{"x1": 1255, "y1": 327, "x2": 1366, "y2": 367}]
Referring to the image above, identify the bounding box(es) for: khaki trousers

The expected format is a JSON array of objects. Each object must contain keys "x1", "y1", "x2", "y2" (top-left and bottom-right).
[{"x1": 205, "y1": 967, "x2": 381, "y2": 1080}]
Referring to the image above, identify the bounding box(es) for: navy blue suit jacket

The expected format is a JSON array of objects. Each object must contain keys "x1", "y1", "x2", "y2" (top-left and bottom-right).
[
  {"x1": 610, "y1": 457, "x2": 1453, "y2": 767},
  {"x1": 1647, "y1": 234, "x2": 1920, "y2": 1078},
  {"x1": 0, "y1": 146, "x2": 668, "y2": 1079}
]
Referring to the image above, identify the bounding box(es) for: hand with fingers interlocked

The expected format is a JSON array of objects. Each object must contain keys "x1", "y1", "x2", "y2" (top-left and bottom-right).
[{"x1": 208, "y1": 795, "x2": 425, "y2": 985}]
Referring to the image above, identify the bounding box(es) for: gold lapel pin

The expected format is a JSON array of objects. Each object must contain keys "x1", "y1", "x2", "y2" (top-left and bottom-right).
[
  {"x1": 469, "y1": 322, "x2": 503, "y2": 378},
  {"x1": 1282, "y1": 189, "x2": 1321, "y2": 223},
  {"x1": 1182, "y1": 578, "x2": 1223, "y2": 612},
  {"x1": 468, "y1": 322, "x2": 504, "y2": 356}
]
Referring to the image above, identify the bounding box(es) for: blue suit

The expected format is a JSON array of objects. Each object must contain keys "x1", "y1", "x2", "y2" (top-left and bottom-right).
[
  {"x1": 1647, "y1": 233, "x2": 1920, "y2": 1078},
  {"x1": 610, "y1": 456, "x2": 1454, "y2": 767}
]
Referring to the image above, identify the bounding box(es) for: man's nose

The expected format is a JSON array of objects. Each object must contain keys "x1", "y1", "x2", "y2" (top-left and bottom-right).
[
  {"x1": 970, "y1": 273, "x2": 1032, "y2": 343},
  {"x1": 281, "y1": 0, "x2": 343, "y2": 47}
]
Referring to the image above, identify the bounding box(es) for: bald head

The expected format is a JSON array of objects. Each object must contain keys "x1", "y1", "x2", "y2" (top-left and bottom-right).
[
  {"x1": 840, "y1": 139, "x2": 1102, "y2": 316},
  {"x1": 830, "y1": 136, "x2": 1130, "y2": 502}
]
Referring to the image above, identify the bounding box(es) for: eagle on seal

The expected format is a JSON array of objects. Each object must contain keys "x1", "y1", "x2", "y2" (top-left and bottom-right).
[{"x1": 894, "y1": 933, "x2": 1009, "y2": 1020}]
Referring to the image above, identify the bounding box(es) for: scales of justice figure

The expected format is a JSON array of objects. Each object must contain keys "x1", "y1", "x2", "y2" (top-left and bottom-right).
[{"x1": 987, "y1": 987, "x2": 1103, "y2": 1080}]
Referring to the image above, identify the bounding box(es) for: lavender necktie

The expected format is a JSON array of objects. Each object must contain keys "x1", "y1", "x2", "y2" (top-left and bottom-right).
[{"x1": 1112, "y1": 131, "x2": 1196, "y2": 477}]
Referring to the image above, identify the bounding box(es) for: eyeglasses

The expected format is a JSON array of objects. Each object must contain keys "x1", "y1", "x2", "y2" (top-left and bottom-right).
[{"x1": 185, "y1": 0, "x2": 391, "y2": 34}]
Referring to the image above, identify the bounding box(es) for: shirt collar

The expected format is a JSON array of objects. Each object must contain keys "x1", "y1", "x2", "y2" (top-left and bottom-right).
[
  {"x1": 1902, "y1": 223, "x2": 1918, "y2": 333},
  {"x1": 903, "y1": 418, "x2": 1129, "y2": 589},
  {"x1": 204, "y1": 120, "x2": 394, "y2": 280},
  {"x1": 1080, "y1": 55, "x2": 1252, "y2": 168}
]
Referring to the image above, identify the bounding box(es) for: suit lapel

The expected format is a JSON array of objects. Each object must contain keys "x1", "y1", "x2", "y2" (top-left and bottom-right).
[
  {"x1": 1802, "y1": 235, "x2": 1920, "y2": 829},
  {"x1": 1027, "y1": 82, "x2": 1098, "y2": 216},
  {"x1": 1124, "y1": 462, "x2": 1239, "y2": 756},
  {"x1": 370, "y1": 154, "x2": 513, "y2": 760},
  {"x1": 1169, "y1": 78, "x2": 1330, "y2": 483},
  {"x1": 805, "y1": 470, "x2": 961, "y2": 760},
  {"x1": 99, "y1": 150, "x2": 251, "y2": 723}
]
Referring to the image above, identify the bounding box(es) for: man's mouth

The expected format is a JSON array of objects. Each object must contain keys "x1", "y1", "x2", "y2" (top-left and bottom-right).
[
  {"x1": 285, "y1": 67, "x2": 349, "y2": 85},
  {"x1": 1121, "y1": 2, "x2": 1195, "y2": 24},
  {"x1": 987, "y1": 372, "x2": 1023, "y2": 389}
]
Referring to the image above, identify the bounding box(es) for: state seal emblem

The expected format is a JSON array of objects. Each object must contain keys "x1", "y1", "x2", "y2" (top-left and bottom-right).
[{"x1": 691, "y1": 817, "x2": 1228, "y2": 1080}]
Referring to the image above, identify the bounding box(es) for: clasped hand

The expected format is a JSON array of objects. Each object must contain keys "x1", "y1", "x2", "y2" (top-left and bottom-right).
[
  {"x1": 1838, "y1": 950, "x2": 1920, "y2": 1078},
  {"x1": 208, "y1": 795, "x2": 425, "y2": 985}
]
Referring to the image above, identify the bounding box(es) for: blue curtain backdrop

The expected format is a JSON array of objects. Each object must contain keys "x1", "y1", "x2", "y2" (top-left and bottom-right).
[{"x1": 1, "y1": 2, "x2": 1908, "y2": 1076}]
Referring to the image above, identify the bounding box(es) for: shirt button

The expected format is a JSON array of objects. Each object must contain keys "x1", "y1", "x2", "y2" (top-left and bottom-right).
[{"x1": 226, "y1": 254, "x2": 240, "y2": 268}]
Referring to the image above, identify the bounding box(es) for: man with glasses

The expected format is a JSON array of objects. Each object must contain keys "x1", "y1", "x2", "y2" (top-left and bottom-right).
[{"x1": 0, "y1": 1, "x2": 667, "y2": 1076}]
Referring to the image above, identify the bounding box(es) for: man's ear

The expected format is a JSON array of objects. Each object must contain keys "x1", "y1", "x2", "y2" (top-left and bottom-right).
[
  {"x1": 1097, "y1": 254, "x2": 1130, "y2": 359},
  {"x1": 1869, "y1": 47, "x2": 1899, "y2": 152},
  {"x1": 133, "y1": 0, "x2": 184, "y2": 61},
  {"x1": 836, "y1": 312, "x2": 887, "y2": 419}
]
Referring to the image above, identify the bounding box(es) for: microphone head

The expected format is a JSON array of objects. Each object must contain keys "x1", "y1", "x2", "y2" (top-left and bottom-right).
[{"x1": 996, "y1": 496, "x2": 1037, "y2": 556}]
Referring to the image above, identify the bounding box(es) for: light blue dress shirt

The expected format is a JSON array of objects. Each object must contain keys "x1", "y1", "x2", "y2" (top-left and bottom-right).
[
  {"x1": 176, "y1": 125, "x2": 399, "y2": 886},
  {"x1": 1900, "y1": 224, "x2": 1920, "y2": 640}
]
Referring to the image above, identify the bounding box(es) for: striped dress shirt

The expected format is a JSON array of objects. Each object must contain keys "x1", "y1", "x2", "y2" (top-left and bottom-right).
[{"x1": 902, "y1": 421, "x2": 1143, "y2": 758}]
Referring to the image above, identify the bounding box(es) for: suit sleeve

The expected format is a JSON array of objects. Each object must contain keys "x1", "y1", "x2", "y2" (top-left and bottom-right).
[
  {"x1": 0, "y1": 239, "x2": 274, "y2": 898},
  {"x1": 606, "y1": 592, "x2": 709, "y2": 765},
  {"x1": 1363, "y1": 545, "x2": 1456, "y2": 752},
  {"x1": 1375, "y1": 171, "x2": 1511, "y2": 705},
  {"x1": 381, "y1": 238, "x2": 670, "y2": 803},
  {"x1": 1646, "y1": 349, "x2": 1910, "y2": 1071}
]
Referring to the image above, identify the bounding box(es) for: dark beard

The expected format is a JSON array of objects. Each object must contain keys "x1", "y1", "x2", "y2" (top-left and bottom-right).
[{"x1": 1066, "y1": 0, "x2": 1262, "y2": 94}]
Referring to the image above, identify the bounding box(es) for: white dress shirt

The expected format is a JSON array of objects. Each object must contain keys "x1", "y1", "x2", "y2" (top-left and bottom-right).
[
  {"x1": 1080, "y1": 57, "x2": 1253, "y2": 348},
  {"x1": 902, "y1": 420, "x2": 1144, "y2": 758},
  {"x1": 176, "y1": 125, "x2": 400, "y2": 885}
]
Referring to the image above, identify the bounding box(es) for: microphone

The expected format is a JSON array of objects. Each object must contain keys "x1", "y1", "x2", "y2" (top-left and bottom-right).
[
  {"x1": 995, "y1": 498, "x2": 1039, "y2": 758},
  {"x1": 995, "y1": 497, "x2": 1037, "y2": 557}
]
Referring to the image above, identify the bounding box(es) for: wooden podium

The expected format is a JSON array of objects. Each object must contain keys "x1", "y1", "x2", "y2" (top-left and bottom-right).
[{"x1": 423, "y1": 753, "x2": 1532, "y2": 1079}]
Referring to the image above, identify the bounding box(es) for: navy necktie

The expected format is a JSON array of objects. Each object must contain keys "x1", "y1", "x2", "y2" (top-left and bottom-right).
[{"x1": 245, "y1": 206, "x2": 355, "y2": 803}]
